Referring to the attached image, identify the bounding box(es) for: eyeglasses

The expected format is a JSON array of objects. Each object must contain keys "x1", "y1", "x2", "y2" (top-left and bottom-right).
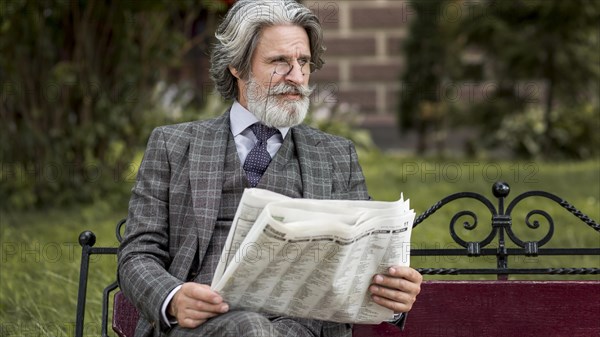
[{"x1": 272, "y1": 59, "x2": 315, "y2": 76}]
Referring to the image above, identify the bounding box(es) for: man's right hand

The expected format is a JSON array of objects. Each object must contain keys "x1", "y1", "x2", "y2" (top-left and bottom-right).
[{"x1": 168, "y1": 282, "x2": 230, "y2": 328}]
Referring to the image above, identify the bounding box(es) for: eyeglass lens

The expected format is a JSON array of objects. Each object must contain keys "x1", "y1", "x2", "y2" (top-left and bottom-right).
[{"x1": 274, "y1": 61, "x2": 311, "y2": 75}]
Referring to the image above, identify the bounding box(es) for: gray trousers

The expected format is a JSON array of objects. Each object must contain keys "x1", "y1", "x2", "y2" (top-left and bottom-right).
[{"x1": 168, "y1": 311, "x2": 352, "y2": 337}]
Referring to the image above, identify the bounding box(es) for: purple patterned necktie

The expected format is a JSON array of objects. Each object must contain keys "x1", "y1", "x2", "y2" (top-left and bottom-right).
[{"x1": 243, "y1": 123, "x2": 279, "y2": 187}]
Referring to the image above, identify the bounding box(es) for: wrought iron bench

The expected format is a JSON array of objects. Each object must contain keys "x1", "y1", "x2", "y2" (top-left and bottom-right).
[{"x1": 75, "y1": 182, "x2": 600, "y2": 337}]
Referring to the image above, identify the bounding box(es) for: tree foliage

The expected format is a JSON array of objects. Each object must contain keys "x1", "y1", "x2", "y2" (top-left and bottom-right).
[
  {"x1": 398, "y1": 0, "x2": 463, "y2": 155},
  {"x1": 461, "y1": 0, "x2": 600, "y2": 158},
  {"x1": 0, "y1": 0, "x2": 228, "y2": 209},
  {"x1": 398, "y1": 0, "x2": 600, "y2": 159}
]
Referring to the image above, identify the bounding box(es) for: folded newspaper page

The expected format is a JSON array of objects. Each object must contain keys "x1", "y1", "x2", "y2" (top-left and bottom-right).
[{"x1": 211, "y1": 188, "x2": 415, "y2": 324}]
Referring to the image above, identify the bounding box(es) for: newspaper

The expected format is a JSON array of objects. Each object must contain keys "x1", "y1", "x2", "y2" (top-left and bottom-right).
[{"x1": 211, "y1": 188, "x2": 415, "y2": 324}]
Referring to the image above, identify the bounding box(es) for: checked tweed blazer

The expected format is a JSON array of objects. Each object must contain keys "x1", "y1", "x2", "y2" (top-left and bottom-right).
[{"x1": 117, "y1": 110, "x2": 370, "y2": 337}]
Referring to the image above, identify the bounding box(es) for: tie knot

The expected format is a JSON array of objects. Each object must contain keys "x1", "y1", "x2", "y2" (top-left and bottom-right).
[{"x1": 250, "y1": 123, "x2": 278, "y2": 142}]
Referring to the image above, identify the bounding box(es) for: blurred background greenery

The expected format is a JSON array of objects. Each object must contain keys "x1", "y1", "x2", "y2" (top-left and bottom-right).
[
  {"x1": 399, "y1": 0, "x2": 599, "y2": 159},
  {"x1": 1, "y1": 0, "x2": 598, "y2": 209},
  {"x1": 0, "y1": 0, "x2": 598, "y2": 336}
]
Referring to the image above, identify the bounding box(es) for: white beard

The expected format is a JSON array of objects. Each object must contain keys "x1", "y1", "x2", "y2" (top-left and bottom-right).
[{"x1": 246, "y1": 76, "x2": 313, "y2": 128}]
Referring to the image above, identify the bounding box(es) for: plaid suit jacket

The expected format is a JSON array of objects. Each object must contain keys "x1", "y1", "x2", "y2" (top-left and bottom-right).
[{"x1": 117, "y1": 110, "x2": 369, "y2": 337}]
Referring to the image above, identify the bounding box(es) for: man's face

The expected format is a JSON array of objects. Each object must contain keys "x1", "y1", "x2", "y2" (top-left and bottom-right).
[{"x1": 235, "y1": 25, "x2": 313, "y2": 128}]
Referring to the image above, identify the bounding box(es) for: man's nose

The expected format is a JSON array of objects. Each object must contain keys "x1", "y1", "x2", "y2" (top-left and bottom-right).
[{"x1": 284, "y1": 61, "x2": 306, "y2": 84}]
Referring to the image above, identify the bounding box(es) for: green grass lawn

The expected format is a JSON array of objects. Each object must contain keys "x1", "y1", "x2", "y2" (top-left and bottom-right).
[
  {"x1": 1, "y1": 154, "x2": 598, "y2": 335},
  {"x1": 1, "y1": 202, "x2": 127, "y2": 336}
]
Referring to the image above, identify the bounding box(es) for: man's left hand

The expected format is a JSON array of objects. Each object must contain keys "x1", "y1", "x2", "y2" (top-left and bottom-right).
[{"x1": 369, "y1": 266, "x2": 423, "y2": 313}]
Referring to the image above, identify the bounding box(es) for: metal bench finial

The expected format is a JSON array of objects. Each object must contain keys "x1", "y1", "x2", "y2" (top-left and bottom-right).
[
  {"x1": 492, "y1": 181, "x2": 510, "y2": 198},
  {"x1": 79, "y1": 230, "x2": 97, "y2": 247}
]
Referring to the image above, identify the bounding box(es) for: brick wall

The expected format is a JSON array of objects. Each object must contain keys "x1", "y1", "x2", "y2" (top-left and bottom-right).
[{"x1": 306, "y1": 0, "x2": 410, "y2": 121}]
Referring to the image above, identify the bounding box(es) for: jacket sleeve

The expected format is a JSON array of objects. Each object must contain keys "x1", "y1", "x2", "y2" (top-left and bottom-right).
[{"x1": 117, "y1": 127, "x2": 183, "y2": 330}]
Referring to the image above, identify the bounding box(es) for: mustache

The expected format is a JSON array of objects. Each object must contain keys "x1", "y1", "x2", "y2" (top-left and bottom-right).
[{"x1": 269, "y1": 82, "x2": 314, "y2": 98}]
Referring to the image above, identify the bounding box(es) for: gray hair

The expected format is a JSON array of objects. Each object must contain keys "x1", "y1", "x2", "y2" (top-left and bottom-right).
[{"x1": 210, "y1": 0, "x2": 325, "y2": 100}]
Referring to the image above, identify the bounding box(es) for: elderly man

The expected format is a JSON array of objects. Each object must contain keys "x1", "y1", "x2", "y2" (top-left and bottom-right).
[{"x1": 117, "y1": 1, "x2": 422, "y2": 336}]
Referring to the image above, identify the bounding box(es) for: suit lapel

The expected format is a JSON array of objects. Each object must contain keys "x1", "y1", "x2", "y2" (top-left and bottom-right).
[
  {"x1": 189, "y1": 111, "x2": 230, "y2": 262},
  {"x1": 266, "y1": 129, "x2": 293, "y2": 172},
  {"x1": 292, "y1": 125, "x2": 332, "y2": 199}
]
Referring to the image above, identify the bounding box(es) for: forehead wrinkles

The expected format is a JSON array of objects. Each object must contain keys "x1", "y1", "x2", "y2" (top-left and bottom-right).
[{"x1": 256, "y1": 26, "x2": 310, "y2": 60}]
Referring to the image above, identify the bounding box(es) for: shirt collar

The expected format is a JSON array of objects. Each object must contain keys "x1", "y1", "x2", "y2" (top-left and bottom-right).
[{"x1": 230, "y1": 101, "x2": 289, "y2": 138}]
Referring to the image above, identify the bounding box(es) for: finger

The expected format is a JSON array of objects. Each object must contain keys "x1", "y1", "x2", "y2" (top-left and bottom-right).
[
  {"x1": 371, "y1": 293, "x2": 414, "y2": 313},
  {"x1": 372, "y1": 269, "x2": 422, "y2": 295},
  {"x1": 177, "y1": 304, "x2": 225, "y2": 328},
  {"x1": 181, "y1": 297, "x2": 229, "y2": 314},
  {"x1": 372, "y1": 274, "x2": 412, "y2": 293},
  {"x1": 369, "y1": 283, "x2": 410, "y2": 303},
  {"x1": 389, "y1": 266, "x2": 423, "y2": 283},
  {"x1": 184, "y1": 283, "x2": 224, "y2": 304}
]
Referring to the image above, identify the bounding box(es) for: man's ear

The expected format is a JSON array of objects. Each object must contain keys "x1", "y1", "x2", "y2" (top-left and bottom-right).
[{"x1": 229, "y1": 65, "x2": 240, "y2": 79}]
